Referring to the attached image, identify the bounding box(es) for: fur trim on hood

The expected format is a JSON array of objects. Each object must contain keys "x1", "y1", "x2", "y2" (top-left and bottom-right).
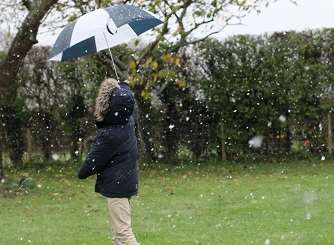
[{"x1": 94, "y1": 78, "x2": 120, "y2": 121}]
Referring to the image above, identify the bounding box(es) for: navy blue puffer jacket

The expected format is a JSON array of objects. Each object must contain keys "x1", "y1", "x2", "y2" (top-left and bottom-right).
[{"x1": 78, "y1": 82, "x2": 138, "y2": 198}]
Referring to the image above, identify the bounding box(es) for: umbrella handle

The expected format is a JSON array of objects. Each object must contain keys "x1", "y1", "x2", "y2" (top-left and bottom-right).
[{"x1": 103, "y1": 32, "x2": 120, "y2": 81}]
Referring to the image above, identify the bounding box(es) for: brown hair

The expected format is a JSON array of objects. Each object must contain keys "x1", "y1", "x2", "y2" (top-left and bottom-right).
[{"x1": 94, "y1": 78, "x2": 120, "y2": 121}]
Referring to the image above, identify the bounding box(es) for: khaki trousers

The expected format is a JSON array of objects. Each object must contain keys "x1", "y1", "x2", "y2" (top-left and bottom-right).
[{"x1": 107, "y1": 198, "x2": 138, "y2": 245}]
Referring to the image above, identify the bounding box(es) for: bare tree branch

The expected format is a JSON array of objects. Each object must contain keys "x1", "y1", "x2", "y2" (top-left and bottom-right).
[
  {"x1": 22, "y1": 0, "x2": 32, "y2": 10},
  {"x1": 0, "y1": 0, "x2": 59, "y2": 103}
]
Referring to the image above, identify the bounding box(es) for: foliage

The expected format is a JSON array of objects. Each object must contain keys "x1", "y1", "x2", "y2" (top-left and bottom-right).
[
  {"x1": 197, "y1": 29, "x2": 334, "y2": 159},
  {"x1": 1, "y1": 0, "x2": 333, "y2": 165},
  {"x1": 3, "y1": 28, "x2": 334, "y2": 166},
  {"x1": 0, "y1": 0, "x2": 286, "y2": 168}
]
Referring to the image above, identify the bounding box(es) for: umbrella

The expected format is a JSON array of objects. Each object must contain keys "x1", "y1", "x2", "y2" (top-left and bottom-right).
[{"x1": 49, "y1": 4, "x2": 163, "y2": 79}]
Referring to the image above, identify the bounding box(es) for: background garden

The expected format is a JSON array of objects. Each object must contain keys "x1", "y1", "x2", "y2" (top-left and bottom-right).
[
  {"x1": 2, "y1": 28, "x2": 334, "y2": 169},
  {"x1": 1, "y1": 0, "x2": 334, "y2": 244}
]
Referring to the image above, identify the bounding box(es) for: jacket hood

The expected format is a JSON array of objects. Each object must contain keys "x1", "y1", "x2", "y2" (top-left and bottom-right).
[
  {"x1": 109, "y1": 86, "x2": 135, "y2": 124},
  {"x1": 96, "y1": 82, "x2": 135, "y2": 128},
  {"x1": 95, "y1": 78, "x2": 120, "y2": 121}
]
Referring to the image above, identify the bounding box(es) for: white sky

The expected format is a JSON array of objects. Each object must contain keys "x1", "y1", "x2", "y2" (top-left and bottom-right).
[
  {"x1": 38, "y1": 0, "x2": 334, "y2": 46},
  {"x1": 216, "y1": 0, "x2": 334, "y2": 40}
]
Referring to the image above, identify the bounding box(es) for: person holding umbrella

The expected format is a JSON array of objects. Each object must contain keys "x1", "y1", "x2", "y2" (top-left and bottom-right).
[
  {"x1": 49, "y1": 4, "x2": 162, "y2": 244},
  {"x1": 78, "y1": 78, "x2": 139, "y2": 245}
]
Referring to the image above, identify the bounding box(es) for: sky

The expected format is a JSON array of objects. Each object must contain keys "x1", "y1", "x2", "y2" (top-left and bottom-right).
[
  {"x1": 216, "y1": 0, "x2": 334, "y2": 40},
  {"x1": 38, "y1": 0, "x2": 334, "y2": 46}
]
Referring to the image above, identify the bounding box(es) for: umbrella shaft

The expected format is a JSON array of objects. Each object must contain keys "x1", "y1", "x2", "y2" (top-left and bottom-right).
[{"x1": 103, "y1": 32, "x2": 120, "y2": 81}]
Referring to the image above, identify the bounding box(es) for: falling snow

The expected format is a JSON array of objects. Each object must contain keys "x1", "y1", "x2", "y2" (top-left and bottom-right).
[
  {"x1": 278, "y1": 115, "x2": 286, "y2": 123},
  {"x1": 248, "y1": 136, "x2": 264, "y2": 148}
]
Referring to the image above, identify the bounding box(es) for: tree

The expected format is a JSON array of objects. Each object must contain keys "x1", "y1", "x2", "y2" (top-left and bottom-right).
[
  {"x1": 0, "y1": 0, "x2": 58, "y2": 176},
  {"x1": 0, "y1": 0, "x2": 58, "y2": 102},
  {"x1": 0, "y1": 0, "x2": 289, "y2": 169},
  {"x1": 197, "y1": 29, "x2": 334, "y2": 160},
  {"x1": 122, "y1": 0, "x2": 278, "y2": 160},
  {"x1": 18, "y1": 46, "x2": 63, "y2": 161},
  {"x1": 53, "y1": 0, "x2": 281, "y2": 161}
]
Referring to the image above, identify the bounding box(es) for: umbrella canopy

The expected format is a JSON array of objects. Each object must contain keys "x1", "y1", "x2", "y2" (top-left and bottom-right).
[{"x1": 49, "y1": 4, "x2": 162, "y2": 62}]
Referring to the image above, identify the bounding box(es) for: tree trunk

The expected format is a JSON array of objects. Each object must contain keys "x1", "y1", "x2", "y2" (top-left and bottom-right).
[
  {"x1": 220, "y1": 122, "x2": 227, "y2": 161},
  {"x1": 163, "y1": 102, "x2": 179, "y2": 162},
  {"x1": 2, "y1": 106, "x2": 25, "y2": 168},
  {"x1": 133, "y1": 95, "x2": 158, "y2": 161},
  {"x1": 0, "y1": 115, "x2": 5, "y2": 179},
  {"x1": 327, "y1": 111, "x2": 332, "y2": 156},
  {"x1": 286, "y1": 126, "x2": 293, "y2": 153},
  {"x1": 0, "y1": 0, "x2": 58, "y2": 167},
  {"x1": 95, "y1": 0, "x2": 101, "y2": 8},
  {"x1": 0, "y1": 137, "x2": 4, "y2": 180},
  {"x1": 41, "y1": 112, "x2": 52, "y2": 161},
  {"x1": 26, "y1": 127, "x2": 33, "y2": 163},
  {"x1": 70, "y1": 125, "x2": 80, "y2": 160},
  {"x1": 0, "y1": 0, "x2": 58, "y2": 99},
  {"x1": 190, "y1": 122, "x2": 202, "y2": 160}
]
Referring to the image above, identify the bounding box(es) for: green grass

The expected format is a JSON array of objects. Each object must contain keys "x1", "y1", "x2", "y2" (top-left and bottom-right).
[{"x1": 1, "y1": 160, "x2": 334, "y2": 245}]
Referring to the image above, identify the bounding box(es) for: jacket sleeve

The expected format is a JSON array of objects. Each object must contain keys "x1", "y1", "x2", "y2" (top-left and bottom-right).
[{"x1": 78, "y1": 134, "x2": 114, "y2": 179}]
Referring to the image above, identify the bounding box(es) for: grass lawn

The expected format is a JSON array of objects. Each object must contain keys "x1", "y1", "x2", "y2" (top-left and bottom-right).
[{"x1": 1, "y1": 159, "x2": 334, "y2": 245}]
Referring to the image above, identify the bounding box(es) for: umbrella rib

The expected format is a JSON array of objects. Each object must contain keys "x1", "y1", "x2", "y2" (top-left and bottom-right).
[{"x1": 102, "y1": 32, "x2": 120, "y2": 81}]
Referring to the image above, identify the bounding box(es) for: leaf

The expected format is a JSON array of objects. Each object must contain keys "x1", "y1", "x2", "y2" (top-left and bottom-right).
[
  {"x1": 128, "y1": 60, "x2": 137, "y2": 71},
  {"x1": 151, "y1": 60, "x2": 159, "y2": 71},
  {"x1": 176, "y1": 79, "x2": 187, "y2": 88}
]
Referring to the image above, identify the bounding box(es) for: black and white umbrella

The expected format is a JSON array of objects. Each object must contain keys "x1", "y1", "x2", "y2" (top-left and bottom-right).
[{"x1": 49, "y1": 4, "x2": 162, "y2": 63}]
